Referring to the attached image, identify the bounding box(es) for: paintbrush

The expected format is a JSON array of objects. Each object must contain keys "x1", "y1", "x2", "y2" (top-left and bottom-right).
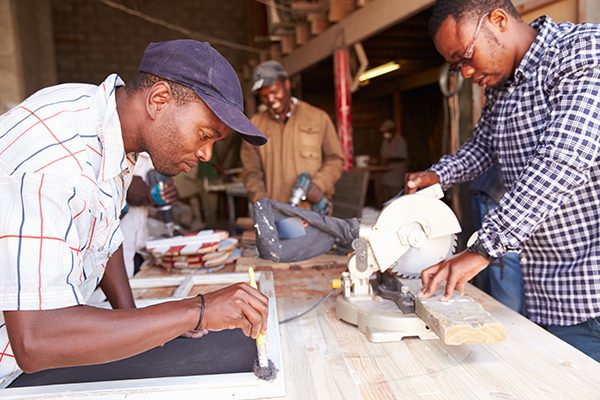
[{"x1": 248, "y1": 267, "x2": 277, "y2": 381}]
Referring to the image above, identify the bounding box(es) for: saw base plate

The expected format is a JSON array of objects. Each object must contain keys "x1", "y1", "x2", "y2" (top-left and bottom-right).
[{"x1": 336, "y1": 295, "x2": 438, "y2": 342}]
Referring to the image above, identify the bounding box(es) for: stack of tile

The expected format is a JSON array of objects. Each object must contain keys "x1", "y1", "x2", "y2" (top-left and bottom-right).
[{"x1": 146, "y1": 230, "x2": 240, "y2": 273}]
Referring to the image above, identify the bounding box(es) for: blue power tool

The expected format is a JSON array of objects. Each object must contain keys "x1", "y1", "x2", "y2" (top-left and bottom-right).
[{"x1": 289, "y1": 173, "x2": 332, "y2": 215}]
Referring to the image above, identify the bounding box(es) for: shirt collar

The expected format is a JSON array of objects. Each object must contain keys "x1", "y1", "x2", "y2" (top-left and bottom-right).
[
  {"x1": 513, "y1": 15, "x2": 558, "y2": 85},
  {"x1": 95, "y1": 73, "x2": 133, "y2": 181},
  {"x1": 269, "y1": 96, "x2": 298, "y2": 122}
]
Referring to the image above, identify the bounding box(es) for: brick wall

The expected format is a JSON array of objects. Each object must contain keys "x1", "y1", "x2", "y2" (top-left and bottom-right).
[{"x1": 51, "y1": 0, "x2": 265, "y2": 85}]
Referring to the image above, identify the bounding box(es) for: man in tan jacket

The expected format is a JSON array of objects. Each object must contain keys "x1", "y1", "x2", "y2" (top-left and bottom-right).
[{"x1": 241, "y1": 61, "x2": 344, "y2": 209}]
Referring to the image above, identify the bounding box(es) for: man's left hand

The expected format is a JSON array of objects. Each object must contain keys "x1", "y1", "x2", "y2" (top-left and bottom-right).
[
  {"x1": 160, "y1": 180, "x2": 178, "y2": 204},
  {"x1": 306, "y1": 183, "x2": 325, "y2": 203},
  {"x1": 419, "y1": 251, "x2": 490, "y2": 301}
]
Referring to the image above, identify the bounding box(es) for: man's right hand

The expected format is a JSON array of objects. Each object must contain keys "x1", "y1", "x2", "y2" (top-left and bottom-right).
[
  {"x1": 404, "y1": 170, "x2": 440, "y2": 194},
  {"x1": 201, "y1": 283, "x2": 269, "y2": 339}
]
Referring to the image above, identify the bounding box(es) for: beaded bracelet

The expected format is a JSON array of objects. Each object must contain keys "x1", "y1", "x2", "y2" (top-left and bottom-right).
[{"x1": 193, "y1": 293, "x2": 205, "y2": 331}]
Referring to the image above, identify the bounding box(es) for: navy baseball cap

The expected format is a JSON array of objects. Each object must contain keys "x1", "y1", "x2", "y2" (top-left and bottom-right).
[{"x1": 138, "y1": 39, "x2": 267, "y2": 146}]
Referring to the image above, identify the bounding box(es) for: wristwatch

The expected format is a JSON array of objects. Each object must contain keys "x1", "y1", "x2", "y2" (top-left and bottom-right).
[{"x1": 466, "y1": 232, "x2": 491, "y2": 260}]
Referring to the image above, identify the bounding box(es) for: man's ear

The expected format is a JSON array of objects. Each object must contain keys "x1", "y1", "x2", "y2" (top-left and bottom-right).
[
  {"x1": 489, "y1": 8, "x2": 509, "y2": 33},
  {"x1": 146, "y1": 81, "x2": 172, "y2": 120},
  {"x1": 284, "y1": 79, "x2": 292, "y2": 92}
]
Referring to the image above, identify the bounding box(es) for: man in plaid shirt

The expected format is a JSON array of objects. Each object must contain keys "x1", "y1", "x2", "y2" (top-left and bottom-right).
[{"x1": 407, "y1": 0, "x2": 600, "y2": 361}]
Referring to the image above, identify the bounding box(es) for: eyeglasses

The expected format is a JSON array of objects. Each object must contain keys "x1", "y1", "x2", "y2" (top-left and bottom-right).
[{"x1": 449, "y1": 13, "x2": 489, "y2": 73}]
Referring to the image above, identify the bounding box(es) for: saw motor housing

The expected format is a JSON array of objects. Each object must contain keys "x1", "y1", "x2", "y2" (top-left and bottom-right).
[{"x1": 343, "y1": 184, "x2": 461, "y2": 299}]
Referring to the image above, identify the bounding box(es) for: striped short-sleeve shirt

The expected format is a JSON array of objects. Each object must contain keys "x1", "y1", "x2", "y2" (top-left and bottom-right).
[
  {"x1": 430, "y1": 17, "x2": 600, "y2": 326},
  {"x1": 0, "y1": 74, "x2": 135, "y2": 384}
]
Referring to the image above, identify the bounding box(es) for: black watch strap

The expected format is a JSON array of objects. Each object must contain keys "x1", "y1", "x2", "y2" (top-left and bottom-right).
[{"x1": 467, "y1": 238, "x2": 491, "y2": 260}]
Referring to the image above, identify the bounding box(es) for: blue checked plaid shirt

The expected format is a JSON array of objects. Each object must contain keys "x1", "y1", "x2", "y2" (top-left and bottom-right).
[{"x1": 430, "y1": 16, "x2": 600, "y2": 326}]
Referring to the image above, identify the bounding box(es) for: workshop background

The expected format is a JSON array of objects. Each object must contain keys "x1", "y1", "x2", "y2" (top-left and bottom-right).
[{"x1": 1, "y1": 0, "x2": 598, "y2": 238}]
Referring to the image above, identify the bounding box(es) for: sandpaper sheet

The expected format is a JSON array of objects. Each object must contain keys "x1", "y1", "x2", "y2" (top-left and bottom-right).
[{"x1": 9, "y1": 329, "x2": 256, "y2": 388}]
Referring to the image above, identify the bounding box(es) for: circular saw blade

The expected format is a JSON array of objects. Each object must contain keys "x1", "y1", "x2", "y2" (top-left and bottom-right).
[{"x1": 391, "y1": 234, "x2": 457, "y2": 279}]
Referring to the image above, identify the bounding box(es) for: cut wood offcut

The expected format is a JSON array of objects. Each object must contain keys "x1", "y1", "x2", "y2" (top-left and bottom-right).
[{"x1": 416, "y1": 293, "x2": 507, "y2": 346}]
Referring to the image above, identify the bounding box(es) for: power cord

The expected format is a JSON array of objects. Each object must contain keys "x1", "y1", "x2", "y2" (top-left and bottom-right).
[{"x1": 279, "y1": 289, "x2": 338, "y2": 324}]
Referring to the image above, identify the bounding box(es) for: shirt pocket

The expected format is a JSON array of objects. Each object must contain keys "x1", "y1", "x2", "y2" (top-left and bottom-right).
[
  {"x1": 299, "y1": 146, "x2": 322, "y2": 171},
  {"x1": 299, "y1": 124, "x2": 322, "y2": 147}
]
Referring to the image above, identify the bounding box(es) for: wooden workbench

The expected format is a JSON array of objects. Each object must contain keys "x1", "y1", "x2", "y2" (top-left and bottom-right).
[
  {"x1": 132, "y1": 260, "x2": 600, "y2": 399},
  {"x1": 272, "y1": 267, "x2": 600, "y2": 400},
  {"x1": 10, "y1": 260, "x2": 598, "y2": 399}
]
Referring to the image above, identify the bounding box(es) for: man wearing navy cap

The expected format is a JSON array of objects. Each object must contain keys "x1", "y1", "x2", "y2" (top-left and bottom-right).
[
  {"x1": 0, "y1": 39, "x2": 268, "y2": 383},
  {"x1": 241, "y1": 60, "x2": 344, "y2": 210}
]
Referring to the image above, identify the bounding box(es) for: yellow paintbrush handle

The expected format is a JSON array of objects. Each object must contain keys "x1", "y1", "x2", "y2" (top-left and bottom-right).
[
  {"x1": 248, "y1": 267, "x2": 258, "y2": 289},
  {"x1": 248, "y1": 267, "x2": 268, "y2": 361},
  {"x1": 256, "y1": 332, "x2": 265, "y2": 345}
]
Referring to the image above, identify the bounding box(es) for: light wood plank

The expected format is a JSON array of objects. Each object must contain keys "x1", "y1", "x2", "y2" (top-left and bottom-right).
[{"x1": 416, "y1": 293, "x2": 507, "y2": 345}]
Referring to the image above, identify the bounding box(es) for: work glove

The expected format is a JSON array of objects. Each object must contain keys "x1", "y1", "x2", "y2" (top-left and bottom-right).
[{"x1": 253, "y1": 198, "x2": 359, "y2": 262}]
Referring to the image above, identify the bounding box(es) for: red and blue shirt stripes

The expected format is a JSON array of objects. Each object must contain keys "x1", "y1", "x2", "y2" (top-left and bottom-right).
[{"x1": 0, "y1": 74, "x2": 135, "y2": 384}]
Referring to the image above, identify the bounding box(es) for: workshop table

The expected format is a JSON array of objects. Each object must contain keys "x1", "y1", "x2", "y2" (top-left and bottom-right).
[
  {"x1": 129, "y1": 261, "x2": 600, "y2": 400},
  {"x1": 271, "y1": 267, "x2": 600, "y2": 400}
]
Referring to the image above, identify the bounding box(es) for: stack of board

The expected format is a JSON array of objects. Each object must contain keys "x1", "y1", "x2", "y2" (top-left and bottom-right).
[{"x1": 146, "y1": 230, "x2": 240, "y2": 273}]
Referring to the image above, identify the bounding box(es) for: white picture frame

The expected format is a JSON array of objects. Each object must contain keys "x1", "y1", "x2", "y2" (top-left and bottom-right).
[{"x1": 1, "y1": 272, "x2": 285, "y2": 400}]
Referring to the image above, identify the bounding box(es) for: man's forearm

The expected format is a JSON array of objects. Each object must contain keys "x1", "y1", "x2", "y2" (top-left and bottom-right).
[
  {"x1": 100, "y1": 246, "x2": 136, "y2": 310},
  {"x1": 4, "y1": 299, "x2": 199, "y2": 373}
]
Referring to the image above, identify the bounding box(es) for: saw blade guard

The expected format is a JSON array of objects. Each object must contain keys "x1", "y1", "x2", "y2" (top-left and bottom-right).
[{"x1": 361, "y1": 184, "x2": 461, "y2": 275}]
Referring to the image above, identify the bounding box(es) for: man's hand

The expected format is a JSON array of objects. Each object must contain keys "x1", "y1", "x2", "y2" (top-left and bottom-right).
[
  {"x1": 201, "y1": 283, "x2": 269, "y2": 339},
  {"x1": 419, "y1": 251, "x2": 490, "y2": 301},
  {"x1": 404, "y1": 170, "x2": 440, "y2": 194},
  {"x1": 306, "y1": 182, "x2": 325, "y2": 204},
  {"x1": 160, "y1": 180, "x2": 178, "y2": 204},
  {"x1": 126, "y1": 176, "x2": 151, "y2": 206}
]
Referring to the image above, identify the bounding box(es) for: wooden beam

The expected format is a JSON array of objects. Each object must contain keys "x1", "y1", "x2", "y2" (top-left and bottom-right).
[
  {"x1": 270, "y1": 42, "x2": 282, "y2": 60},
  {"x1": 329, "y1": 0, "x2": 356, "y2": 22},
  {"x1": 308, "y1": 12, "x2": 329, "y2": 34},
  {"x1": 283, "y1": 0, "x2": 434, "y2": 76},
  {"x1": 295, "y1": 22, "x2": 311, "y2": 45},
  {"x1": 416, "y1": 292, "x2": 507, "y2": 345},
  {"x1": 291, "y1": 1, "x2": 328, "y2": 14},
  {"x1": 280, "y1": 33, "x2": 296, "y2": 55}
]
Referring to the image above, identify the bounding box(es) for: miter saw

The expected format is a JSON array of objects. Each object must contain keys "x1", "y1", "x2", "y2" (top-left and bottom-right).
[
  {"x1": 336, "y1": 184, "x2": 462, "y2": 342},
  {"x1": 251, "y1": 185, "x2": 461, "y2": 342}
]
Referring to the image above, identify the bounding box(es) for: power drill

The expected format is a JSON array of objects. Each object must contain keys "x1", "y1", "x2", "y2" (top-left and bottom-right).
[
  {"x1": 289, "y1": 173, "x2": 332, "y2": 215},
  {"x1": 147, "y1": 170, "x2": 176, "y2": 237}
]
